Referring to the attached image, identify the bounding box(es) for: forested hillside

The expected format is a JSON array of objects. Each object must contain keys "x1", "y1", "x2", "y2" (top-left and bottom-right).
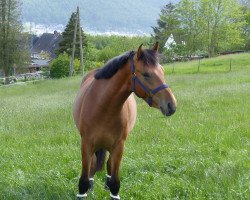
[{"x1": 21, "y1": 0, "x2": 179, "y2": 33}]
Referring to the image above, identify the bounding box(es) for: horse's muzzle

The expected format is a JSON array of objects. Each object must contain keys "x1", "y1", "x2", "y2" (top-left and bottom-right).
[{"x1": 160, "y1": 102, "x2": 176, "y2": 117}]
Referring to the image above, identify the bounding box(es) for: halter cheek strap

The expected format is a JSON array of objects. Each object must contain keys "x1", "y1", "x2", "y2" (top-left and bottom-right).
[{"x1": 130, "y1": 55, "x2": 169, "y2": 107}]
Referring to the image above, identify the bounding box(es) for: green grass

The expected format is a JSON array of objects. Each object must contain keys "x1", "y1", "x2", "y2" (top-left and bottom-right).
[
  {"x1": 164, "y1": 53, "x2": 250, "y2": 74},
  {"x1": 0, "y1": 53, "x2": 249, "y2": 199}
]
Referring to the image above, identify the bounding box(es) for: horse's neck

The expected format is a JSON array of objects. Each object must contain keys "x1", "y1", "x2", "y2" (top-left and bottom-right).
[{"x1": 99, "y1": 62, "x2": 132, "y2": 111}]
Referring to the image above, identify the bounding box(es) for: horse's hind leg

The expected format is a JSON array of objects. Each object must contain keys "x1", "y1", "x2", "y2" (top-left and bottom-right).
[
  {"x1": 107, "y1": 141, "x2": 124, "y2": 200},
  {"x1": 77, "y1": 139, "x2": 93, "y2": 199}
]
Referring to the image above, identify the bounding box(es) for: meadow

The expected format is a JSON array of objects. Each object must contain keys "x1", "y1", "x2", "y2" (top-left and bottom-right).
[{"x1": 0, "y1": 53, "x2": 249, "y2": 199}]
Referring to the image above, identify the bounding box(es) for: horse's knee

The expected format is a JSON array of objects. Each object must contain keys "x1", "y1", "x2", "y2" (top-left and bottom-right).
[
  {"x1": 78, "y1": 176, "x2": 91, "y2": 194},
  {"x1": 108, "y1": 178, "x2": 120, "y2": 196}
]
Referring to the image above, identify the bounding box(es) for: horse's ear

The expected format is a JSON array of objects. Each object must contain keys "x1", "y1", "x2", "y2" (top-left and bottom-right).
[
  {"x1": 137, "y1": 44, "x2": 143, "y2": 59},
  {"x1": 152, "y1": 42, "x2": 159, "y2": 52}
]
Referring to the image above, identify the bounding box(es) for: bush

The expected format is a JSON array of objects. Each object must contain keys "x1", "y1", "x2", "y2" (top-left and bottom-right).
[
  {"x1": 97, "y1": 48, "x2": 118, "y2": 63},
  {"x1": 87, "y1": 35, "x2": 151, "y2": 63},
  {"x1": 50, "y1": 53, "x2": 81, "y2": 78},
  {"x1": 84, "y1": 60, "x2": 104, "y2": 71}
]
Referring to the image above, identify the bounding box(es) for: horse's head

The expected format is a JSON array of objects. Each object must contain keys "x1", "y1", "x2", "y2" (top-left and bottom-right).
[{"x1": 131, "y1": 43, "x2": 177, "y2": 116}]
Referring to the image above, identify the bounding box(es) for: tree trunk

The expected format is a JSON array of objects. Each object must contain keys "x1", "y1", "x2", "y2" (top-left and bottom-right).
[{"x1": 0, "y1": 0, "x2": 29, "y2": 83}]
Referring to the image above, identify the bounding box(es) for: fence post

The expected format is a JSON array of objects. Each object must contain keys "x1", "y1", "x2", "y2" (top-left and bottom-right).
[
  {"x1": 198, "y1": 58, "x2": 201, "y2": 72},
  {"x1": 172, "y1": 62, "x2": 175, "y2": 73}
]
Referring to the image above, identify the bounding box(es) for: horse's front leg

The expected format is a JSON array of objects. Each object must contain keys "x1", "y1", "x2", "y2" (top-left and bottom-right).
[
  {"x1": 77, "y1": 139, "x2": 93, "y2": 199},
  {"x1": 107, "y1": 141, "x2": 124, "y2": 200},
  {"x1": 105, "y1": 155, "x2": 111, "y2": 190}
]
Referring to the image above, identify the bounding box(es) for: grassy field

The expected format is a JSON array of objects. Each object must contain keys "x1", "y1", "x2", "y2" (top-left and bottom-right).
[
  {"x1": 0, "y1": 53, "x2": 249, "y2": 199},
  {"x1": 164, "y1": 53, "x2": 249, "y2": 74}
]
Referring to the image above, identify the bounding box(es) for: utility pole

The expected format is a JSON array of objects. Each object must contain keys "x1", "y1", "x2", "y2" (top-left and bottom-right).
[
  {"x1": 69, "y1": 6, "x2": 84, "y2": 77},
  {"x1": 69, "y1": 8, "x2": 78, "y2": 77},
  {"x1": 78, "y1": 7, "x2": 84, "y2": 77}
]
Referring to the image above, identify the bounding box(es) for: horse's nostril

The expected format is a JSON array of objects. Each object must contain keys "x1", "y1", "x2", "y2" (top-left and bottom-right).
[{"x1": 168, "y1": 102, "x2": 176, "y2": 114}]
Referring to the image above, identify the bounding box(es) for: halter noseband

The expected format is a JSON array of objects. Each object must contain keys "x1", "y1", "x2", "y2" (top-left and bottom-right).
[{"x1": 130, "y1": 53, "x2": 169, "y2": 107}]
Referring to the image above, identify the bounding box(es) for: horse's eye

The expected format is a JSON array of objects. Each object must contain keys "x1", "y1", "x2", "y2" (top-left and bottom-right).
[{"x1": 142, "y1": 72, "x2": 150, "y2": 78}]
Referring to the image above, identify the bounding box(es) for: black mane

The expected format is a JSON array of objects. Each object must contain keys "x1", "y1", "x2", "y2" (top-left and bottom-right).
[
  {"x1": 94, "y1": 49, "x2": 159, "y2": 80},
  {"x1": 95, "y1": 51, "x2": 132, "y2": 79}
]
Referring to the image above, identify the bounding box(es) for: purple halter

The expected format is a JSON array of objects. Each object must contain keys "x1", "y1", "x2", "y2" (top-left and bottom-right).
[{"x1": 130, "y1": 54, "x2": 169, "y2": 107}]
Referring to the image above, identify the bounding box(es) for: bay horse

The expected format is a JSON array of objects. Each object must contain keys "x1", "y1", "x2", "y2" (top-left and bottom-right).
[{"x1": 73, "y1": 43, "x2": 177, "y2": 199}]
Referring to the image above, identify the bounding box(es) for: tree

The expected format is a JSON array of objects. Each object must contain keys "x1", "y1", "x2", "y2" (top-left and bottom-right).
[
  {"x1": 199, "y1": 0, "x2": 246, "y2": 56},
  {"x1": 0, "y1": 0, "x2": 30, "y2": 82},
  {"x1": 56, "y1": 12, "x2": 87, "y2": 59},
  {"x1": 152, "y1": 3, "x2": 181, "y2": 52},
  {"x1": 176, "y1": 0, "x2": 203, "y2": 56},
  {"x1": 153, "y1": 0, "x2": 247, "y2": 57},
  {"x1": 242, "y1": 5, "x2": 250, "y2": 50}
]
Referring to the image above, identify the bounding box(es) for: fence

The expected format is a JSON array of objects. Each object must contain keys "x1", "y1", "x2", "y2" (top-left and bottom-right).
[
  {"x1": 0, "y1": 71, "x2": 49, "y2": 86},
  {"x1": 167, "y1": 57, "x2": 242, "y2": 75}
]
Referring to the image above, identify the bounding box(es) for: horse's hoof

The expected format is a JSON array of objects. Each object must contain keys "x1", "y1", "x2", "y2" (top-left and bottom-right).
[
  {"x1": 77, "y1": 193, "x2": 87, "y2": 199},
  {"x1": 110, "y1": 193, "x2": 120, "y2": 200}
]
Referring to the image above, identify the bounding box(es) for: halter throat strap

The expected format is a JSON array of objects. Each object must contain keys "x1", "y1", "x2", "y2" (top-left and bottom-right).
[{"x1": 130, "y1": 54, "x2": 169, "y2": 107}]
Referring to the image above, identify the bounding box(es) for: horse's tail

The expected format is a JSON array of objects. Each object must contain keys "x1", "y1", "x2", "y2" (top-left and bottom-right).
[{"x1": 95, "y1": 149, "x2": 106, "y2": 171}]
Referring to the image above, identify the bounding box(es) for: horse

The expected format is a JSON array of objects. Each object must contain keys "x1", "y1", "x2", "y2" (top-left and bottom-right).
[{"x1": 73, "y1": 43, "x2": 177, "y2": 200}]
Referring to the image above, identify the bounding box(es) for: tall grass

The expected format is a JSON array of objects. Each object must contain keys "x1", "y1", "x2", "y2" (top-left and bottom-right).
[{"x1": 0, "y1": 54, "x2": 249, "y2": 199}]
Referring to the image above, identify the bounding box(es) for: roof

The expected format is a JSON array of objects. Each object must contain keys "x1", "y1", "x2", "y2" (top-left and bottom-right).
[
  {"x1": 29, "y1": 59, "x2": 50, "y2": 68},
  {"x1": 31, "y1": 31, "x2": 62, "y2": 58},
  {"x1": 164, "y1": 34, "x2": 176, "y2": 49}
]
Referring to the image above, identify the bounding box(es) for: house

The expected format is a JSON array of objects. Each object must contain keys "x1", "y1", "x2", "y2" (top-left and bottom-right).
[
  {"x1": 0, "y1": 32, "x2": 61, "y2": 78},
  {"x1": 31, "y1": 31, "x2": 62, "y2": 59},
  {"x1": 28, "y1": 59, "x2": 50, "y2": 73},
  {"x1": 164, "y1": 34, "x2": 176, "y2": 49},
  {"x1": 28, "y1": 31, "x2": 62, "y2": 73}
]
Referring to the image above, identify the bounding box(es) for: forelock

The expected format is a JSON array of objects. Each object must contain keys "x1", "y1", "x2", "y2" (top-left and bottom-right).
[{"x1": 138, "y1": 49, "x2": 159, "y2": 66}]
